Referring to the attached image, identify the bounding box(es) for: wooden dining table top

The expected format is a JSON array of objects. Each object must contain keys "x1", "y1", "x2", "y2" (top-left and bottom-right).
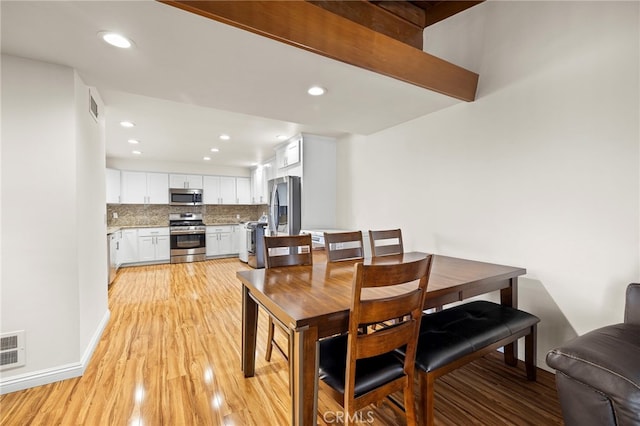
[{"x1": 236, "y1": 252, "x2": 526, "y2": 332}]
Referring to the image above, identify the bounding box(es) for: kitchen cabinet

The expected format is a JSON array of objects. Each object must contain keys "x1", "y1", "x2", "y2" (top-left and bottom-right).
[
  {"x1": 121, "y1": 171, "x2": 169, "y2": 204},
  {"x1": 276, "y1": 136, "x2": 301, "y2": 170},
  {"x1": 108, "y1": 231, "x2": 120, "y2": 284},
  {"x1": 231, "y1": 225, "x2": 241, "y2": 253},
  {"x1": 203, "y1": 176, "x2": 236, "y2": 204},
  {"x1": 206, "y1": 225, "x2": 233, "y2": 256},
  {"x1": 106, "y1": 168, "x2": 121, "y2": 204},
  {"x1": 236, "y1": 177, "x2": 251, "y2": 204},
  {"x1": 119, "y1": 229, "x2": 139, "y2": 264},
  {"x1": 169, "y1": 174, "x2": 203, "y2": 189},
  {"x1": 138, "y1": 227, "x2": 170, "y2": 262},
  {"x1": 251, "y1": 161, "x2": 273, "y2": 204}
]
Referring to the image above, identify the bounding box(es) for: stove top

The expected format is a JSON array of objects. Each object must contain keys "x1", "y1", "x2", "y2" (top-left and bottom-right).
[{"x1": 169, "y1": 213, "x2": 205, "y2": 232}]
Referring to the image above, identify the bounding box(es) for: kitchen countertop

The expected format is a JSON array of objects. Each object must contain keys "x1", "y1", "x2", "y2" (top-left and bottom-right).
[{"x1": 107, "y1": 223, "x2": 243, "y2": 235}]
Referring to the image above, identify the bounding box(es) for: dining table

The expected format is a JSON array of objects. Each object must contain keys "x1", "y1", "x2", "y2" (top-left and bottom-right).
[{"x1": 237, "y1": 251, "x2": 526, "y2": 426}]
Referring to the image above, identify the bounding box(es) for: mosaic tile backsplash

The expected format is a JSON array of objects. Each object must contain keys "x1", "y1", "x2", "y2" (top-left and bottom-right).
[{"x1": 107, "y1": 204, "x2": 268, "y2": 227}]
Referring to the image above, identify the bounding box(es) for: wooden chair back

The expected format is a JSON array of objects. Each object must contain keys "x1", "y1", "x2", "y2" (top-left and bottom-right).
[
  {"x1": 323, "y1": 231, "x2": 364, "y2": 263},
  {"x1": 263, "y1": 234, "x2": 313, "y2": 269},
  {"x1": 368, "y1": 228, "x2": 404, "y2": 257},
  {"x1": 345, "y1": 255, "x2": 433, "y2": 419}
]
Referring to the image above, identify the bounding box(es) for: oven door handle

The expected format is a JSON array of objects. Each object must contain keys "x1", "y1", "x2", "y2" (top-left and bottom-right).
[{"x1": 170, "y1": 230, "x2": 206, "y2": 235}]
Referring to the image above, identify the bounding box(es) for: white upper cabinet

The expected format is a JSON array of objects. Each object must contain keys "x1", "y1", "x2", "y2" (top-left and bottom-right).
[
  {"x1": 251, "y1": 160, "x2": 274, "y2": 204},
  {"x1": 236, "y1": 177, "x2": 251, "y2": 204},
  {"x1": 276, "y1": 136, "x2": 301, "y2": 170},
  {"x1": 204, "y1": 175, "x2": 236, "y2": 204},
  {"x1": 121, "y1": 171, "x2": 168, "y2": 204},
  {"x1": 169, "y1": 174, "x2": 203, "y2": 189},
  {"x1": 106, "y1": 168, "x2": 121, "y2": 204}
]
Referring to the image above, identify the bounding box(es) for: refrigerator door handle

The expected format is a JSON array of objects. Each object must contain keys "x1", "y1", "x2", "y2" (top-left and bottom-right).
[{"x1": 270, "y1": 185, "x2": 279, "y2": 235}]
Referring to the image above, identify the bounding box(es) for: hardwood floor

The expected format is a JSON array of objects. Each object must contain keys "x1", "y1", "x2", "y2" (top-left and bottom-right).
[{"x1": 0, "y1": 258, "x2": 563, "y2": 425}]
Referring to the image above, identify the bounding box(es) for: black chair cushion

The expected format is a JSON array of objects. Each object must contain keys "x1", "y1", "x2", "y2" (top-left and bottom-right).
[
  {"x1": 319, "y1": 334, "x2": 406, "y2": 398},
  {"x1": 400, "y1": 301, "x2": 539, "y2": 373}
]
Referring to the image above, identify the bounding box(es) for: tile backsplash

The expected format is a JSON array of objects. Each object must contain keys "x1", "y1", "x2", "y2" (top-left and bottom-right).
[{"x1": 107, "y1": 204, "x2": 267, "y2": 227}]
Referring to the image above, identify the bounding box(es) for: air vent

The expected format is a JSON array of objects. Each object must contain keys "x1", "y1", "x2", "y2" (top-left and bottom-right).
[
  {"x1": 0, "y1": 331, "x2": 25, "y2": 370},
  {"x1": 89, "y1": 90, "x2": 99, "y2": 122}
]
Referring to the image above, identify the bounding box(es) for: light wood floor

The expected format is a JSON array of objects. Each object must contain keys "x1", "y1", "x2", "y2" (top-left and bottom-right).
[{"x1": 0, "y1": 258, "x2": 563, "y2": 425}]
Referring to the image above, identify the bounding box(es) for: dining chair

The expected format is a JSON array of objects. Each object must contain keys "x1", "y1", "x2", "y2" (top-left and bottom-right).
[
  {"x1": 323, "y1": 231, "x2": 365, "y2": 263},
  {"x1": 369, "y1": 228, "x2": 404, "y2": 257},
  {"x1": 263, "y1": 234, "x2": 313, "y2": 362},
  {"x1": 318, "y1": 255, "x2": 433, "y2": 426}
]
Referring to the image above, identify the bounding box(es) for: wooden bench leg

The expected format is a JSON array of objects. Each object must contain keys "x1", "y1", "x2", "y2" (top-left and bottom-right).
[
  {"x1": 525, "y1": 324, "x2": 537, "y2": 381},
  {"x1": 419, "y1": 372, "x2": 435, "y2": 426}
]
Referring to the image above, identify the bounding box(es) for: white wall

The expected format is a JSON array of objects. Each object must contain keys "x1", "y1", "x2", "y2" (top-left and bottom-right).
[
  {"x1": 0, "y1": 55, "x2": 109, "y2": 392},
  {"x1": 337, "y1": 1, "x2": 639, "y2": 368}
]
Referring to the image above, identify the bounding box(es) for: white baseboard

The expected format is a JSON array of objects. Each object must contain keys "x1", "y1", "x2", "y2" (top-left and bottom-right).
[{"x1": 0, "y1": 309, "x2": 110, "y2": 395}]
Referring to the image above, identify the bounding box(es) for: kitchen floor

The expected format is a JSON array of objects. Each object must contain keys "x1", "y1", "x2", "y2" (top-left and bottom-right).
[{"x1": 0, "y1": 258, "x2": 562, "y2": 425}]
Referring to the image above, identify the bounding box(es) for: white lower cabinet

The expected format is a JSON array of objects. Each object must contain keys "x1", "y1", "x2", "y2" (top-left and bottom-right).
[
  {"x1": 206, "y1": 225, "x2": 236, "y2": 257},
  {"x1": 231, "y1": 225, "x2": 241, "y2": 253},
  {"x1": 119, "y1": 229, "x2": 139, "y2": 264},
  {"x1": 138, "y1": 227, "x2": 170, "y2": 262}
]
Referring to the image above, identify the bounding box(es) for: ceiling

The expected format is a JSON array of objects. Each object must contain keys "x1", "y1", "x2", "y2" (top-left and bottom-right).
[{"x1": 1, "y1": 1, "x2": 476, "y2": 169}]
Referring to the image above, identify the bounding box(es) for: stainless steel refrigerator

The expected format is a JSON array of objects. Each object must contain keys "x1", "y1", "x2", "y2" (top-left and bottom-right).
[{"x1": 268, "y1": 176, "x2": 301, "y2": 236}]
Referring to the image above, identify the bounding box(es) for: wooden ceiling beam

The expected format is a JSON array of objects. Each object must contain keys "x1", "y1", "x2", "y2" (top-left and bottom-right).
[
  {"x1": 161, "y1": 0, "x2": 478, "y2": 102},
  {"x1": 418, "y1": 1, "x2": 485, "y2": 27},
  {"x1": 308, "y1": 0, "x2": 424, "y2": 50}
]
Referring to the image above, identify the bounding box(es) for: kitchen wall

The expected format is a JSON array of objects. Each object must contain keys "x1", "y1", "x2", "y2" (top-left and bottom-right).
[
  {"x1": 1, "y1": 55, "x2": 109, "y2": 393},
  {"x1": 106, "y1": 204, "x2": 267, "y2": 226},
  {"x1": 336, "y1": 1, "x2": 639, "y2": 370}
]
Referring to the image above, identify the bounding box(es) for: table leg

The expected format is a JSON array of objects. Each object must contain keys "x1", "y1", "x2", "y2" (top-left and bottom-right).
[
  {"x1": 501, "y1": 277, "x2": 519, "y2": 366},
  {"x1": 290, "y1": 325, "x2": 319, "y2": 426},
  {"x1": 242, "y1": 285, "x2": 258, "y2": 377}
]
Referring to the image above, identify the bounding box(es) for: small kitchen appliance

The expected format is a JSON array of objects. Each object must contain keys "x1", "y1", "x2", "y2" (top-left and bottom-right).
[{"x1": 169, "y1": 188, "x2": 203, "y2": 206}]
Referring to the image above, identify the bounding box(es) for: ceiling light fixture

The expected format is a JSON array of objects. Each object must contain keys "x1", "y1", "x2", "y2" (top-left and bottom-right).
[
  {"x1": 276, "y1": 135, "x2": 288, "y2": 141},
  {"x1": 219, "y1": 134, "x2": 230, "y2": 140},
  {"x1": 203, "y1": 156, "x2": 211, "y2": 161},
  {"x1": 120, "y1": 121, "x2": 135, "y2": 128},
  {"x1": 99, "y1": 31, "x2": 134, "y2": 49},
  {"x1": 210, "y1": 148, "x2": 219, "y2": 152},
  {"x1": 128, "y1": 139, "x2": 140, "y2": 144},
  {"x1": 307, "y1": 86, "x2": 326, "y2": 96},
  {"x1": 132, "y1": 150, "x2": 142, "y2": 155}
]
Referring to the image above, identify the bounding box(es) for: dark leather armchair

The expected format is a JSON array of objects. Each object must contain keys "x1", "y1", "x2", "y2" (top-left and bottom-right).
[{"x1": 546, "y1": 283, "x2": 640, "y2": 426}]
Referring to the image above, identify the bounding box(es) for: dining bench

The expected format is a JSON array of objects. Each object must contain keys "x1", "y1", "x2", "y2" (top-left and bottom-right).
[{"x1": 397, "y1": 300, "x2": 540, "y2": 425}]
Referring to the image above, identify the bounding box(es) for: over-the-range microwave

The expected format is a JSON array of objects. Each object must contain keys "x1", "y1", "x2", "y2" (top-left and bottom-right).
[{"x1": 169, "y1": 188, "x2": 203, "y2": 206}]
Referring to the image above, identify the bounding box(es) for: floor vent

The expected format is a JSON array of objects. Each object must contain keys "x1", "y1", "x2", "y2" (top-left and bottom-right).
[{"x1": 0, "y1": 331, "x2": 25, "y2": 370}]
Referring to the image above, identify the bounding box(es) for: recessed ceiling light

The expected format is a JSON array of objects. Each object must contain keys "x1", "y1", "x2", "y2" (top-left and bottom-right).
[
  {"x1": 203, "y1": 156, "x2": 211, "y2": 161},
  {"x1": 99, "y1": 31, "x2": 134, "y2": 49},
  {"x1": 307, "y1": 86, "x2": 326, "y2": 96},
  {"x1": 132, "y1": 150, "x2": 142, "y2": 155},
  {"x1": 210, "y1": 148, "x2": 219, "y2": 152},
  {"x1": 128, "y1": 139, "x2": 140, "y2": 144},
  {"x1": 276, "y1": 134, "x2": 288, "y2": 141},
  {"x1": 120, "y1": 121, "x2": 135, "y2": 128},
  {"x1": 219, "y1": 134, "x2": 230, "y2": 140}
]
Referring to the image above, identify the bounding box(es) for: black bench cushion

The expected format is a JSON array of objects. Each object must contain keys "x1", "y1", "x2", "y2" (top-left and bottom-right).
[
  {"x1": 319, "y1": 333, "x2": 406, "y2": 398},
  {"x1": 406, "y1": 301, "x2": 540, "y2": 373}
]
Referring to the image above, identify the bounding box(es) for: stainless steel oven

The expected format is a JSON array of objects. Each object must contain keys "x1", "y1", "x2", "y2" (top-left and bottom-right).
[{"x1": 169, "y1": 213, "x2": 206, "y2": 263}]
